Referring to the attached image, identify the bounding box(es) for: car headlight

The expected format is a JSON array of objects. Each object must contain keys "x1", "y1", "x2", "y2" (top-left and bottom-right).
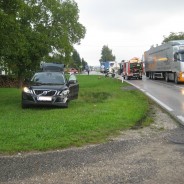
[
  {"x1": 62, "y1": 89, "x2": 69, "y2": 96},
  {"x1": 58, "y1": 89, "x2": 69, "y2": 97},
  {"x1": 23, "y1": 87, "x2": 33, "y2": 94}
]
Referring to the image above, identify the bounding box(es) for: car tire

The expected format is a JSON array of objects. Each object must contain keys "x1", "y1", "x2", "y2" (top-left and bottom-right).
[
  {"x1": 21, "y1": 103, "x2": 28, "y2": 109},
  {"x1": 63, "y1": 101, "x2": 69, "y2": 108},
  {"x1": 125, "y1": 75, "x2": 129, "y2": 80}
]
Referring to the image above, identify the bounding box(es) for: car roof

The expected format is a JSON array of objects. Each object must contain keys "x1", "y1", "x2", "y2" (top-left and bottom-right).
[{"x1": 40, "y1": 63, "x2": 65, "y2": 72}]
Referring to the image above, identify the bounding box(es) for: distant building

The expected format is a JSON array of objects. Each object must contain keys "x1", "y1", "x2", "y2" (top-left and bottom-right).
[{"x1": 0, "y1": 67, "x2": 5, "y2": 75}]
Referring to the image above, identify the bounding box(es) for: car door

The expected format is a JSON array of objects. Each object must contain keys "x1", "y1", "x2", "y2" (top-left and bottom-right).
[{"x1": 68, "y1": 74, "x2": 79, "y2": 100}]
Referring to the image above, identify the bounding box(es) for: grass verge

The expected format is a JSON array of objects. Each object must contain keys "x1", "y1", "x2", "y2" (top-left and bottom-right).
[{"x1": 0, "y1": 75, "x2": 151, "y2": 154}]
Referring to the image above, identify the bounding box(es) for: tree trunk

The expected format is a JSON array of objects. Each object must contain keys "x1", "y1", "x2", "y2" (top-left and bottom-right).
[{"x1": 18, "y1": 78, "x2": 23, "y2": 88}]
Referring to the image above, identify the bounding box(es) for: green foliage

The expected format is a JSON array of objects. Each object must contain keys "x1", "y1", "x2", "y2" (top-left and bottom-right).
[
  {"x1": 81, "y1": 58, "x2": 88, "y2": 70},
  {"x1": 0, "y1": 76, "x2": 150, "y2": 153},
  {"x1": 0, "y1": 0, "x2": 86, "y2": 86},
  {"x1": 69, "y1": 50, "x2": 88, "y2": 70},
  {"x1": 99, "y1": 45, "x2": 116, "y2": 63},
  {"x1": 162, "y1": 32, "x2": 184, "y2": 44},
  {"x1": 71, "y1": 49, "x2": 81, "y2": 68}
]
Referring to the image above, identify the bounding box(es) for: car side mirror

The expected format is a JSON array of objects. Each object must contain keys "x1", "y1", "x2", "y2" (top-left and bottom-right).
[{"x1": 68, "y1": 80, "x2": 77, "y2": 85}]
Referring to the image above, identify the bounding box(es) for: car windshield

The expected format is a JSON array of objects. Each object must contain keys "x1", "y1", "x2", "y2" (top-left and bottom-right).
[
  {"x1": 31, "y1": 72, "x2": 65, "y2": 85},
  {"x1": 179, "y1": 53, "x2": 184, "y2": 61},
  {"x1": 130, "y1": 63, "x2": 142, "y2": 69}
]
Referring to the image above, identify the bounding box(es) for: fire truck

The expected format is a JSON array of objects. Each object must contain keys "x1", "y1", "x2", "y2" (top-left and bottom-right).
[{"x1": 123, "y1": 57, "x2": 143, "y2": 80}]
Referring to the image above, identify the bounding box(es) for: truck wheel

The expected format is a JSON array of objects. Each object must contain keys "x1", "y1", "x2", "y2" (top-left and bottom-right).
[
  {"x1": 148, "y1": 73, "x2": 151, "y2": 79},
  {"x1": 153, "y1": 73, "x2": 155, "y2": 80},
  {"x1": 150, "y1": 73, "x2": 153, "y2": 79},
  {"x1": 174, "y1": 73, "x2": 179, "y2": 84},
  {"x1": 165, "y1": 73, "x2": 169, "y2": 82}
]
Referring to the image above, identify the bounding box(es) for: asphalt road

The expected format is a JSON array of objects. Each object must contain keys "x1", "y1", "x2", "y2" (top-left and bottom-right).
[{"x1": 123, "y1": 75, "x2": 184, "y2": 126}]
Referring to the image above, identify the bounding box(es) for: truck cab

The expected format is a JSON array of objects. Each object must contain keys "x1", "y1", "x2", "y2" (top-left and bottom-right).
[{"x1": 123, "y1": 57, "x2": 143, "y2": 80}]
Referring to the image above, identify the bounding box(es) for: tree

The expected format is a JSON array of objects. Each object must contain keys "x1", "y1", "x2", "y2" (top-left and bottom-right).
[
  {"x1": 0, "y1": 0, "x2": 37, "y2": 85},
  {"x1": 71, "y1": 49, "x2": 81, "y2": 68},
  {"x1": 0, "y1": 0, "x2": 86, "y2": 87},
  {"x1": 81, "y1": 58, "x2": 88, "y2": 70},
  {"x1": 162, "y1": 32, "x2": 184, "y2": 44},
  {"x1": 41, "y1": 0, "x2": 86, "y2": 63},
  {"x1": 99, "y1": 45, "x2": 116, "y2": 63}
]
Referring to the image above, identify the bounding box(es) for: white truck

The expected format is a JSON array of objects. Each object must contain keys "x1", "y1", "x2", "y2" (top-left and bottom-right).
[{"x1": 144, "y1": 40, "x2": 184, "y2": 83}]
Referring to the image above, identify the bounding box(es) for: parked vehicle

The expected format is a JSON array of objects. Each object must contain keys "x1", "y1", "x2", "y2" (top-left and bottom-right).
[
  {"x1": 123, "y1": 57, "x2": 143, "y2": 80},
  {"x1": 144, "y1": 40, "x2": 184, "y2": 83},
  {"x1": 22, "y1": 63, "x2": 79, "y2": 108},
  {"x1": 68, "y1": 68, "x2": 78, "y2": 74},
  {"x1": 100, "y1": 61, "x2": 118, "y2": 73},
  {"x1": 104, "y1": 69, "x2": 115, "y2": 78}
]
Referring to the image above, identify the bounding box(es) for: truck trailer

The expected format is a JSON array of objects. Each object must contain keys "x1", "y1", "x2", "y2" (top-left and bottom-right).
[
  {"x1": 123, "y1": 57, "x2": 143, "y2": 80},
  {"x1": 144, "y1": 40, "x2": 184, "y2": 83}
]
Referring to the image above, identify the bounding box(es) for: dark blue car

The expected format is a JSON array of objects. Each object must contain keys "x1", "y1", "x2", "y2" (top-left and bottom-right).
[{"x1": 21, "y1": 63, "x2": 79, "y2": 108}]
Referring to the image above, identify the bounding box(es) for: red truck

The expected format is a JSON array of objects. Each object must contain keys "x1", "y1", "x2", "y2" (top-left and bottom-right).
[{"x1": 123, "y1": 57, "x2": 143, "y2": 80}]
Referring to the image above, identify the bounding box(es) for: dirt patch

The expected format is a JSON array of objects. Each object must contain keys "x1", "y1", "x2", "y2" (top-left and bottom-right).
[{"x1": 111, "y1": 103, "x2": 178, "y2": 144}]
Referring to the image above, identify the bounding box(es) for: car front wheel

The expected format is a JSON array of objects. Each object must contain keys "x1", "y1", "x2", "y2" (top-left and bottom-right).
[
  {"x1": 62, "y1": 101, "x2": 69, "y2": 108},
  {"x1": 21, "y1": 103, "x2": 28, "y2": 109}
]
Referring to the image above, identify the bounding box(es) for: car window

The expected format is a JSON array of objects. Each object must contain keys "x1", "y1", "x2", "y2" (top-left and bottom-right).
[{"x1": 31, "y1": 72, "x2": 65, "y2": 84}]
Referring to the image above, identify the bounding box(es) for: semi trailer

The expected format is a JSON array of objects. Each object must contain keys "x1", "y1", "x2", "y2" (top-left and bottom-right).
[{"x1": 144, "y1": 40, "x2": 184, "y2": 83}]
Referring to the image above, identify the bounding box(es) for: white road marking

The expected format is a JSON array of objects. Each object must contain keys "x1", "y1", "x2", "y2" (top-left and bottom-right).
[
  {"x1": 126, "y1": 82, "x2": 141, "y2": 90},
  {"x1": 145, "y1": 92, "x2": 173, "y2": 112},
  {"x1": 140, "y1": 89, "x2": 146, "y2": 92},
  {"x1": 177, "y1": 115, "x2": 184, "y2": 123}
]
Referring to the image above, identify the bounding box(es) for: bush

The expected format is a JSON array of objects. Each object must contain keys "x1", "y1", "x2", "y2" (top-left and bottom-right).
[{"x1": 0, "y1": 75, "x2": 19, "y2": 87}]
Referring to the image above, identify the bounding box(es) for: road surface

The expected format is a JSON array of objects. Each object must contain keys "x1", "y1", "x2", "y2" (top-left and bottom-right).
[{"x1": 123, "y1": 75, "x2": 184, "y2": 126}]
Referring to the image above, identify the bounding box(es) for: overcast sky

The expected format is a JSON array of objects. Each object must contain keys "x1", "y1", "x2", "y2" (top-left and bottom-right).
[{"x1": 74, "y1": 0, "x2": 184, "y2": 66}]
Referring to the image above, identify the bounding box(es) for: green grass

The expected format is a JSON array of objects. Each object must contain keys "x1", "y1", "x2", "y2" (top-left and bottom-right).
[{"x1": 0, "y1": 75, "x2": 151, "y2": 154}]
